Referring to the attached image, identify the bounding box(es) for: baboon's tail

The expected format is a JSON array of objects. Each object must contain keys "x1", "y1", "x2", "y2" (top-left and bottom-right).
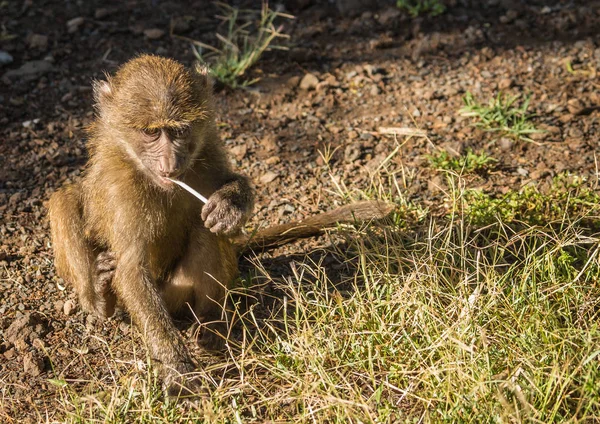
[{"x1": 233, "y1": 200, "x2": 394, "y2": 254}]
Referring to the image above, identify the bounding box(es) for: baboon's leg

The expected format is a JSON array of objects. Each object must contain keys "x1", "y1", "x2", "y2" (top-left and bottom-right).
[
  {"x1": 161, "y1": 226, "x2": 238, "y2": 348},
  {"x1": 48, "y1": 185, "x2": 116, "y2": 318}
]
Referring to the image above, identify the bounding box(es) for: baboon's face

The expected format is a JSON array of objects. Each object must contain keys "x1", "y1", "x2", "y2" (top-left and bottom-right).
[{"x1": 93, "y1": 55, "x2": 213, "y2": 189}]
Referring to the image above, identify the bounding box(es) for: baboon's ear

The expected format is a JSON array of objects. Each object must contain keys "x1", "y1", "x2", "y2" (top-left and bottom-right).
[
  {"x1": 92, "y1": 75, "x2": 114, "y2": 105},
  {"x1": 193, "y1": 63, "x2": 214, "y2": 90}
]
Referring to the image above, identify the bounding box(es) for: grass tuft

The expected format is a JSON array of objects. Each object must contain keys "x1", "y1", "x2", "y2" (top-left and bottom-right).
[
  {"x1": 460, "y1": 91, "x2": 543, "y2": 142},
  {"x1": 428, "y1": 148, "x2": 497, "y2": 174},
  {"x1": 188, "y1": 2, "x2": 293, "y2": 88},
  {"x1": 460, "y1": 174, "x2": 600, "y2": 227},
  {"x1": 397, "y1": 0, "x2": 446, "y2": 17}
]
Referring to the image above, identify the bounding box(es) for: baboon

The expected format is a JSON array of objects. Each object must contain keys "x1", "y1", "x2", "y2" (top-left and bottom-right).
[{"x1": 48, "y1": 54, "x2": 392, "y2": 397}]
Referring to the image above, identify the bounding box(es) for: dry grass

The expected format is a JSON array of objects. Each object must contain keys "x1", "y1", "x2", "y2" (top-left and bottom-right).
[{"x1": 50, "y1": 139, "x2": 600, "y2": 423}]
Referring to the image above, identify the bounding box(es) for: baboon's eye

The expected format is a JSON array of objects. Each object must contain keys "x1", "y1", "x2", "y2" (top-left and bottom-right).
[
  {"x1": 170, "y1": 127, "x2": 189, "y2": 139},
  {"x1": 142, "y1": 128, "x2": 161, "y2": 139}
]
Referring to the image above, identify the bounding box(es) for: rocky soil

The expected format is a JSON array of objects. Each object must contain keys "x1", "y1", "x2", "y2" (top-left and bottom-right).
[{"x1": 1, "y1": 0, "x2": 599, "y2": 421}]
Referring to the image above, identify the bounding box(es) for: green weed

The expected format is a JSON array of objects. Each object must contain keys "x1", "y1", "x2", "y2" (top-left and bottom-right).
[
  {"x1": 460, "y1": 91, "x2": 543, "y2": 142},
  {"x1": 428, "y1": 148, "x2": 497, "y2": 174},
  {"x1": 461, "y1": 174, "x2": 600, "y2": 227},
  {"x1": 190, "y1": 3, "x2": 292, "y2": 88},
  {"x1": 397, "y1": 0, "x2": 446, "y2": 17}
]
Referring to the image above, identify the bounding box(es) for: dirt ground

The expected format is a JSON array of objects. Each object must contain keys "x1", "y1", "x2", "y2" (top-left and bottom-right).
[{"x1": 1, "y1": 0, "x2": 599, "y2": 421}]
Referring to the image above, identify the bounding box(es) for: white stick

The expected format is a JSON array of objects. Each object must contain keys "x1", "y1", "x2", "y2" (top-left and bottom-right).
[{"x1": 167, "y1": 178, "x2": 208, "y2": 204}]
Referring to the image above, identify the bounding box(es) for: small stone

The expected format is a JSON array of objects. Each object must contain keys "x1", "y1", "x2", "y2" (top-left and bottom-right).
[
  {"x1": 27, "y1": 34, "x2": 48, "y2": 50},
  {"x1": 0, "y1": 50, "x2": 13, "y2": 66},
  {"x1": 344, "y1": 145, "x2": 362, "y2": 162},
  {"x1": 516, "y1": 167, "x2": 529, "y2": 177},
  {"x1": 54, "y1": 300, "x2": 64, "y2": 313},
  {"x1": 94, "y1": 8, "x2": 112, "y2": 19},
  {"x1": 171, "y1": 16, "x2": 192, "y2": 33},
  {"x1": 299, "y1": 73, "x2": 319, "y2": 90},
  {"x1": 67, "y1": 17, "x2": 85, "y2": 33},
  {"x1": 567, "y1": 98, "x2": 584, "y2": 115},
  {"x1": 3, "y1": 348, "x2": 16, "y2": 360},
  {"x1": 260, "y1": 172, "x2": 279, "y2": 184},
  {"x1": 568, "y1": 127, "x2": 583, "y2": 139},
  {"x1": 32, "y1": 338, "x2": 45, "y2": 350},
  {"x1": 3, "y1": 60, "x2": 55, "y2": 83},
  {"x1": 499, "y1": 9, "x2": 518, "y2": 24},
  {"x1": 129, "y1": 24, "x2": 144, "y2": 35},
  {"x1": 63, "y1": 299, "x2": 76, "y2": 316},
  {"x1": 230, "y1": 145, "x2": 247, "y2": 161},
  {"x1": 260, "y1": 135, "x2": 278, "y2": 152},
  {"x1": 119, "y1": 321, "x2": 130, "y2": 335},
  {"x1": 370, "y1": 85, "x2": 381, "y2": 95},
  {"x1": 23, "y1": 352, "x2": 44, "y2": 376},
  {"x1": 377, "y1": 7, "x2": 401, "y2": 25},
  {"x1": 265, "y1": 156, "x2": 280, "y2": 165},
  {"x1": 559, "y1": 114, "x2": 573, "y2": 124},
  {"x1": 498, "y1": 78, "x2": 512, "y2": 90},
  {"x1": 286, "y1": 76, "x2": 300, "y2": 88},
  {"x1": 144, "y1": 28, "x2": 165, "y2": 39},
  {"x1": 9, "y1": 191, "x2": 23, "y2": 206},
  {"x1": 498, "y1": 138, "x2": 513, "y2": 150}
]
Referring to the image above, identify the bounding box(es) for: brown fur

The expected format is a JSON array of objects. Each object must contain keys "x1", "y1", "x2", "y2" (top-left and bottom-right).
[
  {"x1": 48, "y1": 55, "x2": 393, "y2": 398},
  {"x1": 48, "y1": 55, "x2": 252, "y2": 397}
]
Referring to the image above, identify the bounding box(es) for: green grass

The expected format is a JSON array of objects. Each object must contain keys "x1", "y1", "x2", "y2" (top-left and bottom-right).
[
  {"x1": 397, "y1": 0, "x2": 446, "y2": 17},
  {"x1": 428, "y1": 149, "x2": 497, "y2": 174},
  {"x1": 460, "y1": 92, "x2": 543, "y2": 142},
  {"x1": 50, "y1": 166, "x2": 600, "y2": 422},
  {"x1": 461, "y1": 174, "x2": 600, "y2": 227},
  {"x1": 189, "y1": 3, "x2": 293, "y2": 88}
]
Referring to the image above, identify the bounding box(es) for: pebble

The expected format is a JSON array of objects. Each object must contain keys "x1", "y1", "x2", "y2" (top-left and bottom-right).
[
  {"x1": 23, "y1": 352, "x2": 44, "y2": 376},
  {"x1": 144, "y1": 28, "x2": 165, "y2": 39},
  {"x1": 260, "y1": 172, "x2": 279, "y2": 184},
  {"x1": 67, "y1": 17, "x2": 85, "y2": 33},
  {"x1": 567, "y1": 98, "x2": 584, "y2": 115},
  {"x1": 498, "y1": 78, "x2": 513, "y2": 90},
  {"x1": 377, "y1": 7, "x2": 401, "y2": 26},
  {"x1": 94, "y1": 8, "x2": 112, "y2": 19},
  {"x1": 500, "y1": 10, "x2": 518, "y2": 24},
  {"x1": 171, "y1": 16, "x2": 191, "y2": 33},
  {"x1": 0, "y1": 50, "x2": 13, "y2": 66},
  {"x1": 27, "y1": 34, "x2": 48, "y2": 50},
  {"x1": 63, "y1": 299, "x2": 76, "y2": 316},
  {"x1": 230, "y1": 145, "x2": 247, "y2": 161},
  {"x1": 516, "y1": 167, "x2": 529, "y2": 177},
  {"x1": 286, "y1": 76, "x2": 300, "y2": 88},
  {"x1": 299, "y1": 73, "x2": 319, "y2": 90},
  {"x1": 4, "y1": 348, "x2": 16, "y2": 360},
  {"x1": 2, "y1": 60, "x2": 55, "y2": 82}
]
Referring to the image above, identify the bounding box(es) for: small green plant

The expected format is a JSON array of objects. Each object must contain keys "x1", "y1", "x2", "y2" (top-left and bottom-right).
[
  {"x1": 460, "y1": 91, "x2": 543, "y2": 142},
  {"x1": 397, "y1": 0, "x2": 446, "y2": 17},
  {"x1": 460, "y1": 174, "x2": 600, "y2": 227},
  {"x1": 190, "y1": 3, "x2": 293, "y2": 88},
  {"x1": 428, "y1": 149, "x2": 497, "y2": 173}
]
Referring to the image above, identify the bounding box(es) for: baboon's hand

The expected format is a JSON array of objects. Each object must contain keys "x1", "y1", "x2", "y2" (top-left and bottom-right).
[
  {"x1": 201, "y1": 180, "x2": 253, "y2": 235},
  {"x1": 93, "y1": 251, "x2": 117, "y2": 319}
]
